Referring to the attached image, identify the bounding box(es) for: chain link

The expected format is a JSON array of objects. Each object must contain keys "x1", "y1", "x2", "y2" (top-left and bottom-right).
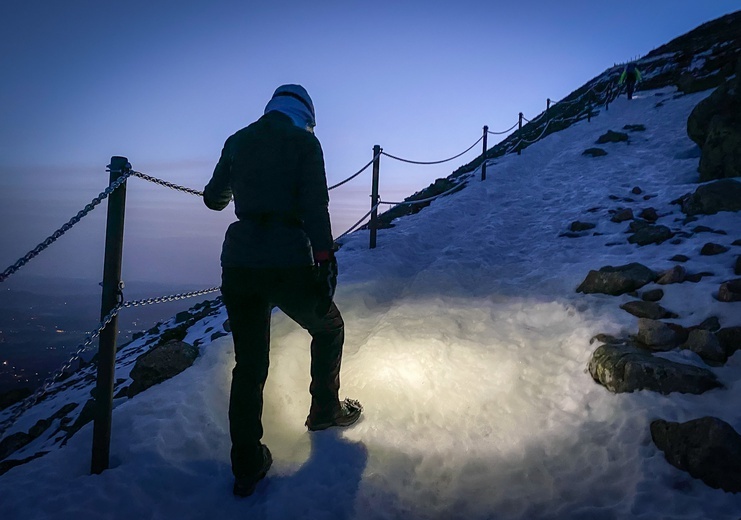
[
  {"x1": 0, "y1": 172, "x2": 131, "y2": 283},
  {"x1": 130, "y1": 170, "x2": 204, "y2": 197},
  {"x1": 382, "y1": 135, "x2": 483, "y2": 165},
  {"x1": 122, "y1": 286, "x2": 221, "y2": 308}
]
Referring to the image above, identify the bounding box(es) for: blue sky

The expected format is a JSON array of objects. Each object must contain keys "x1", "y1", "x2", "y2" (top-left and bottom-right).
[{"x1": 0, "y1": 0, "x2": 738, "y2": 285}]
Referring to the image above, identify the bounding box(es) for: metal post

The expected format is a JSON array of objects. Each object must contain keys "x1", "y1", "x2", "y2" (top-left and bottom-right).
[
  {"x1": 481, "y1": 125, "x2": 488, "y2": 181},
  {"x1": 587, "y1": 103, "x2": 592, "y2": 123},
  {"x1": 369, "y1": 145, "x2": 381, "y2": 249},
  {"x1": 517, "y1": 112, "x2": 523, "y2": 155},
  {"x1": 546, "y1": 98, "x2": 551, "y2": 122},
  {"x1": 91, "y1": 156, "x2": 129, "y2": 474}
]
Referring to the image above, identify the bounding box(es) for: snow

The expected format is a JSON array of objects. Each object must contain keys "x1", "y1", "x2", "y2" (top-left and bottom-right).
[{"x1": 2, "y1": 86, "x2": 741, "y2": 519}]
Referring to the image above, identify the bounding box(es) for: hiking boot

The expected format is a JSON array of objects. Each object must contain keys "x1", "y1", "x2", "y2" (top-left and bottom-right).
[
  {"x1": 305, "y1": 398, "x2": 363, "y2": 431},
  {"x1": 233, "y1": 444, "x2": 272, "y2": 497}
]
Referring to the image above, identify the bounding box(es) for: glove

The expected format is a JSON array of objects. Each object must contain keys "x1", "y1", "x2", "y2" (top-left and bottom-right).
[{"x1": 314, "y1": 254, "x2": 338, "y2": 317}]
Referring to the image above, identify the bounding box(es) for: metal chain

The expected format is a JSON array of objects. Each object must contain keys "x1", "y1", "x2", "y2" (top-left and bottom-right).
[
  {"x1": 130, "y1": 171, "x2": 204, "y2": 197},
  {"x1": 488, "y1": 121, "x2": 519, "y2": 135},
  {"x1": 122, "y1": 286, "x2": 221, "y2": 308},
  {"x1": 0, "y1": 303, "x2": 122, "y2": 438},
  {"x1": 382, "y1": 135, "x2": 483, "y2": 165},
  {"x1": 328, "y1": 150, "x2": 382, "y2": 191},
  {"x1": 0, "y1": 172, "x2": 131, "y2": 283}
]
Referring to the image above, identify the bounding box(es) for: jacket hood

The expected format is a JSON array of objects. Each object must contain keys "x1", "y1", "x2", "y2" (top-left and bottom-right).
[{"x1": 264, "y1": 84, "x2": 316, "y2": 131}]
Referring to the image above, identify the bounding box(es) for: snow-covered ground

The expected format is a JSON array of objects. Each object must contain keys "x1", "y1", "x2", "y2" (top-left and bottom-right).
[{"x1": 2, "y1": 86, "x2": 741, "y2": 519}]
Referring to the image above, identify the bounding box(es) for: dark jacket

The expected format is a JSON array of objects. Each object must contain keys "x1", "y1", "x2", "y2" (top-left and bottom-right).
[{"x1": 204, "y1": 111, "x2": 333, "y2": 268}]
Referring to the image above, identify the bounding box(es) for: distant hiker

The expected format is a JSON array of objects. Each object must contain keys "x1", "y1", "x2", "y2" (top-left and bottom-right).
[
  {"x1": 203, "y1": 84, "x2": 363, "y2": 497},
  {"x1": 619, "y1": 62, "x2": 642, "y2": 100}
]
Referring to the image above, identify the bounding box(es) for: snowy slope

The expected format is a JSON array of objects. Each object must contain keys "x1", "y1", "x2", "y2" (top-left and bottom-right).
[{"x1": 2, "y1": 87, "x2": 741, "y2": 519}]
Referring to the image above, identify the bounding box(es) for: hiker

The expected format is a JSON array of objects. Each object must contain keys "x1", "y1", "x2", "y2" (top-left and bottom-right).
[
  {"x1": 619, "y1": 62, "x2": 642, "y2": 100},
  {"x1": 203, "y1": 84, "x2": 363, "y2": 497}
]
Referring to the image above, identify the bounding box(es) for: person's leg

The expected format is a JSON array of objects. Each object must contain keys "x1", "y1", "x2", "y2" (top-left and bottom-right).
[
  {"x1": 627, "y1": 80, "x2": 634, "y2": 100},
  {"x1": 221, "y1": 267, "x2": 272, "y2": 479},
  {"x1": 272, "y1": 267, "x2": 345, "y2": 419}
]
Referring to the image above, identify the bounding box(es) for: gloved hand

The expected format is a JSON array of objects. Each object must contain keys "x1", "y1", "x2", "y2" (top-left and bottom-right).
[{"x1": 314, "y1": 254, "x2": 338, "y2": 317}]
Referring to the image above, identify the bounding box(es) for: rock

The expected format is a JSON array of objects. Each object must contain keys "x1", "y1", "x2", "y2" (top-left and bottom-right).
[
  {"x1": 701, "y1": 242, "x2": 730, "y2": 255},
  {"x1": 596, "y1": 130, "x2": 629, "y2": 144},
  {"x1": 685, "y1": 271, "x2": 715, "y2": 283},
  {"x1": 651, "y1": 417, "x2": 741, "y2": 493},
  {"x1": 570, "y1": 221, "x2": 596, "y2": 232},
  {"x1": 717, "y1": 327, "x2": 741, "y2": 357},
  {"x1": 656, "y1": 265, "x2": 687, "y2": 285},
  {"x1": 611, "y1": 208, "x2": 634, "y2": 223},
  {"x1": 680, "y1": 179, "x2": 741, "y2": 216},
  {"x1": 695, "y1": 316, "x2": 721, "y2": 332},
  {"x1": 638, "y1": 208, "x2": 659, "y2": 222},
  {"x1": 174, "y1": 311, "x2": 191, "y2": 324},
  {"x1": 733, "y1": 239, "x2": 741, "y2": 247},
  {"x1": 628, "y1": 219, "x2": 652, "y2": 232},
  {"x1": 0, "y1": 431, "x2": 32, "y2": 461},
  {"x1": 670, "y1": 254, "x2": 690, "y2": 262},
  {"x1": 628, "y1": 225, "x2": 674, "y2": 246},
  {"x1": 693, "y1": 225, "x2": 715, "y2": 234},
  {"x1": 223, "y1": 320, "x2": 231, "y2": 333},
  {"x1": 678, "y1": 72, "x2": 726, "y2": 94},
  {"x1": 631, "y1": 186, "x2": 643, "y2": 194},
  {"x1": 736, "y1": 256, "x2": 741, "y2": 276},
  {"x1": 127, "y1": 340, "x2": 200, "y2": 398},
  {"x1": 687, "y1": 74, "x2": 741, "y2": 182},
  {"x1": 641, "y1": 288, "x2": 664, "y2": 302},
  {"x1": 698, "y1": 114, "x2": 741, "y2": 182},
  {"x1": 624, "y1": 124, "x2": 646, "y2": 132},
  {"x1": 718, "y1": 279, "x2": 741, "y2": 302},
  {"x1": 620, "y1": 301, "x2": 678, "y2": 320},
  {"x1": 681, "y1": 329, "x2": 726, "y2": 363},
  {"x1": 588, "y1": 343, "x2": 721, "y2": 395},
  {"x1": 559, "y1": 232, "x2": 584, "y2": 238},
  {"x1": 0, "y1": 387, "x2": 32, "y2": 411},
  {"x1": 583, "y1": 147, "x2": 607, "y2": 157},
  {"x1": 576, "y1": 263, "x2": 657, "y2": 295},
  {"x1": 635, "y1": 318, "x2": 685, "y2": 350}
]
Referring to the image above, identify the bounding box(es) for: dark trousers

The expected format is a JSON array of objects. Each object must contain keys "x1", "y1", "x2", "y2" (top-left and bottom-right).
[
  {"x1": 221, "y1": 266, "x2": 344, "y2": 477},
  {"x1": 626, "y1": 80, "x2": 636, "y2": 100}
]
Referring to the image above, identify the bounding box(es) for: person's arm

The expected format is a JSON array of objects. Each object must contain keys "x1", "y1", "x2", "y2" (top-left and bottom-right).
[
  {"x1": 619, "y1": 70, "x2": 626, "y2": 85},
  {"x1": 298, "y1": 134, "x2": 334, "y2": 259},
  {"x1": 635, "y1": 69, "x2": 643, "y2": 82},
  {"x1": 203, "y1": 138, "x2": 233, "y2": 211}
]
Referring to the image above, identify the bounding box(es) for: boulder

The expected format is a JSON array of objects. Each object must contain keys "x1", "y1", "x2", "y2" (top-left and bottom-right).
[
  {"x1": 700, "y1": 242, "x2": 730, "y2": 255},
  {"x1": 596, "y1": 130, "x2": 629, "y2": 144},
  {"x1": 698, "y1": 113, "x2": 741, "y2": 182},
  {"x1": 735, "y1": 256, "x2": 741, "y2": 276},
  {"x1": 0, "y1": 387, "x2": 32, "y2": 411},
  {"x1": 588, "y1": 343, "x2": 721, "y2": 395},
  {"x1": 681, "y1": 329, "x2": 726, "y2": 364},
  {"x1": 687, "y1": 73, "x2": 741, "y2": 146},
  {"x1": 718, "y1": 279, "x2": 741, "y2": 302},
  {"x1": 651, "y1": 417, "x2": 741, "y2": 493},
  {"x1": 641, "y1": 288, "x2": 664, "y2": 302},
  {"x1": 628, "y1": 225, "x2": 674, "y2": 245},
  {"x1": 570, "y1": 221, "x2": 596, "y2": 232},
  {"x1": 695, "y1": 316, "x2": 721, "y2": 332},
  {"x1": 127, "y1": 340, "x2": 199, "y2": 398},
  {"x1": 583, "y1": 148, "x2": 607, "y2": 157},
  {"x1": 669, "y1": 254, "x2": 690, "y2": 263},
  {"x1": 680, "y1": 179, "x2": 741, "y2": 216},
  {"x1": 656, "y1": 265, "x2": 686, "y2": 285},
  {"x1": 717, "y1": 327, "x2": 741, "y2": 357},
  {"x1": 576, "y1": 263, "x2": 657, "y2": 295},
  {"x1": 638, "y1": 207, "x2": 659, "y2": 222},
  {"x1": 635, "y1": 318, "x2": 686, "y2": 350},
  {"x1": 620, "y1": 301, "x2": 678, "y2": 320},
  {"x1": 610, "y1": 208, "x2": 633, "y2": 223},
  {"x1": 623, "y1": 124, "x2": 646, "y2": 132}
]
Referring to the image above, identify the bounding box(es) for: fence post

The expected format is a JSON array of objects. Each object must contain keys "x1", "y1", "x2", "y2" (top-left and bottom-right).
[
  {"x1": 587, "y1": 102, "x2": 592, "y2": 123},
  {"x1": 517, "y1": 112, "x2": 523, "y2": 155},
  {"x1": 91, "y1": 156, "x2": 129, "y2": 475},
  {"x1": 546, "y1": 98, "x2": 551, "y2": 122},
  {"x1": 369, "y1": 145, "x2": 381, "y2": 249},
  {"x1": 481, "y1": 125, "x2": 488, "y2": 181}
]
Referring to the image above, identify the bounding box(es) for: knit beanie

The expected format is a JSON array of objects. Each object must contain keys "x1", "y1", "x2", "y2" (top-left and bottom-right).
[{"x1": 264, "y1": 84, "x2": 316, "y2": 131}]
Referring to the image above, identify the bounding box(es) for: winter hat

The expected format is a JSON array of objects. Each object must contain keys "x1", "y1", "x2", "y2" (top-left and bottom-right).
[{"x1": 264, "y1": 84, "x2": 316, "y2": 131}]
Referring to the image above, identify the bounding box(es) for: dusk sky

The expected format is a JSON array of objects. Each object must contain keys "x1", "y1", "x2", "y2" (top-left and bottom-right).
[{"x1": 0, "y1": 1, "x2": 738, "y2": 287}]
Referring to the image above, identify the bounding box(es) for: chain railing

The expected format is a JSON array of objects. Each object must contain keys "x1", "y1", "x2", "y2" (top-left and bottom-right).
[
  {"x1": 0, "y1": 67, "x2": 623, "y2": 463},
  {"x1": 0, "y1": 172, "x2": 131, "y2": 283}
]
